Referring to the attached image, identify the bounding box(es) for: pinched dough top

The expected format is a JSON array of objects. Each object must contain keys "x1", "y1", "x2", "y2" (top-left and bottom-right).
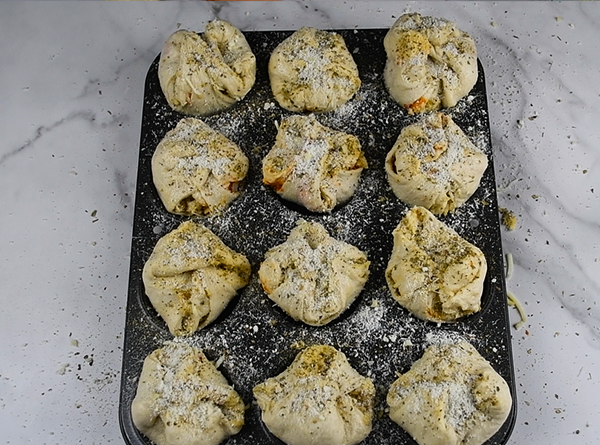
[
  {"x1": 131, "y1": 342, "x2": 245, "y2": 445},
  {"x1": 269, "y1": 27, "x2": 361, "y2": 113},
  {"x1": 385, "y1": 206, "x2": 487, "y2": 322},
  {"x1": 158, "y1": 20, "x2": 256, "y2": 116},
  {"x1": 385, "y1": 112, "x2": 488, "y2": 216},
  {"x1": 384, "y1": 13, "x2": 477, "y2": 113},
  {"x1": 387, "y1": 340, "x2": 512, "y2": 445},
  {"x1": 259, "y1": 220, "x2": 370, "y2": 326},
  {"x1": 254, "y1": 345, "x2": 375, "y2": 445}
]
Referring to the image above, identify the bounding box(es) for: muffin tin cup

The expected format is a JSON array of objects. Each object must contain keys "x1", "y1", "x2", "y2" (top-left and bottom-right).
[{"x1": 119, "y1": 29, "x2": 516, "y2": 445}]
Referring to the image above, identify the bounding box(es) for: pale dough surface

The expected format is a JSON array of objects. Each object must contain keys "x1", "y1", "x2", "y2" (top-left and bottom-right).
[
  {"x1": 142, "y1": 220, "x2": 251, "y2": 336},
  {"x1": 385, "y1": 206, "x2": 487, "y2": 322},
  {"x1": 253, "y1": 344, "x2": 375, "y2": 445},
  {"x1": 158, "y1": 20, "x2": 256, "y2": 116},
  {"x1": 262, "y1": 114, "x2": 367, "y2": 213},
  {"x1": 259, "y1": 220, "x2": 369, "y2": 326},
  {"x1": 387, "y1": 340, "x2": 512, "y2": 445},
  {"x1": 152, "y1": 117, "x2": 249, "y2": 216},
  {"x1": 131, "y1": 342, "x2": 245, "y2": 445},
  {"x1": 385, "y1": 112, "x2": 488, "y2": 216},
  {"x1": 384, "y1": 13, "x2": 477, "y2": 114},
  {"x1": 269, "y1": 27, "x2": 361, "y2": 113}
]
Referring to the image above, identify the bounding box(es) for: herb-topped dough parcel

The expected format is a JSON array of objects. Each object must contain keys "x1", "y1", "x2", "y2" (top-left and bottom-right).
[
  {"x1": 131, "y1": 342, "x2": 245, "y2": 445},
  {"x1": 387, "y1": 340, "x2": 512, "y2": 445},
  {"x1": 385, "y1": 112, "x2": 488, "y2": 216},
  {"x1": 152, "y1": 118, "x2": 249, "y2": 216},
  {"x1": 158, "y1": 20, "x2": 256, "y2": 116},
  {"x1": 383, "y1": 13, "x2": 478, "y2": 114},
  {"x1": 142, "y1": 220, "x2": 251, "y2": 336},
  {"x1": 269, "y1": 27, "x2": 361, "y2": 113},
  {"x1": 262, "y1": 114, "x2": 367, "y2": 213},
  {"x1": 253, "y1": 344, "x2": 375, "y2": 445},
  {"x1": 385, "y1": 206, "x2": 487, "y2": 322},
  {"x1": 259, "y1": 220, "x2": 370, "y2": 326}
]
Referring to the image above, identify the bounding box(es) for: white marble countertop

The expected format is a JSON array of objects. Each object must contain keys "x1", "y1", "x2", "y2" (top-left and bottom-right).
[{"x1": 0, "y1": 1, "x2": 598, "y2": 444}]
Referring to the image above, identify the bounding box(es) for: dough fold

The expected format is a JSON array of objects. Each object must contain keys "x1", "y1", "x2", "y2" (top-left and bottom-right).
[
  {"x1": 158, "y1": 20, "x2": 256, "y2": 116},
  {"x1": 269, "y1": 27, "x2": 361, "y2": 113},
  {"x1": 387, "y1": 340, "x2": 512, "y2": 445},
  {"x1": 253, "y1": 344, "x2": 375, "y2": 445},
  {"x1": 131, "y1": 342, "x2": 245, "y2": 445},
  {"x1": 385, "y1": 206, "x2": 486, "y2": 322},
  {"x1": 384, "y1": 13, "x2": 477, "y2": 113},
  {"x1": 259, "y1": 220, "x2": 370, "y2": 326},
  {"x1": 385, "y1": 112, "x2": 487, "y2": 215},
  {"x1": 262, "y1": 114, "x2": 367, "y2": 213},
  {"x1": 152, "y1": 118, "x2": 249, "y2": 216},
  {"x1": 142, "y1": 220, "x2": 251, "y2": 336}
]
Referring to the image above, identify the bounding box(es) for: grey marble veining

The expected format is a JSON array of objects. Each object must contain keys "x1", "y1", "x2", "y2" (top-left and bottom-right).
[{"x1": 0, "y1": 2, "x2": 598, "y2": 445}]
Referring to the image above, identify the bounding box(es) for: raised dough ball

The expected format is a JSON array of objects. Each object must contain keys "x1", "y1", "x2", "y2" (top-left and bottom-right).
[
  {"x1": 253, "y1": 344, "x2": 375, "y2": 445},
  {"x1": 269, "y1": 27, "x2": 361, "y2": 112},
  {"x1": 262, "y1": 114, "x2": 367, "y2": 213},
  {"x1": 152, "y1": 118, "x2": 249, "y2": 216},
  {"x1": 142, "y1": 220, "x2": 251, "y2": 336},
  {"x1": 387, "y1": 340, "x2": 513, "y2": 445},
  {"x1": 259, "y1": 220, "x2": 370, "y2": 326},
  {"x1": 385, "y1": 112, "x2": 488, "y2": 215},
  {"x1": 158, "y1": 20, "x2": 256, "y2": 116},
  {"x1": 131, "y1": 342, "x2": 245, "y2": 445},
  {"x1": 383, "y1": 13, "x2": 477, "y2": 114},
  {"x1": 385, "y1": 206, "x2": 487, "y2": 322}
]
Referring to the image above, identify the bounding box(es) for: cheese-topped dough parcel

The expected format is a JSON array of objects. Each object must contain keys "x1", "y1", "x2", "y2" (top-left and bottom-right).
[
  {"x1": 253, "y1": 344, "x2": 375, "y2": 445},
  {"x1": 269, "y1": 27, "x2": 361, "y2": 113},
  {"x1": 158, "y1": 20, "x2": 256, "y2": 116},
  {"x1": 152, "y1": 118, "x2": 249, "y2": 216},
  {"x1": 385, "y1": 112, "x2": 488, "y2": 216},
  {"x1": 131, "y1": 342, "x2": 245, "y2": 445},
  {"x1": 142, "y1": 220, "x2": 251, "y2": 336},
  {"x1": 387, "y1": 340, "x2": 512, "y2": 445},
  {"x1": 384, "y1": 13, "x2": 477, "y2": 114},
  {"x1": 385, "y1": 206, "x2": 486, "y2": 322},
  {"x1": 262, "y1": 114, "x2": 367, "y2": 213},
  {"x1": 259, "y1": 220, "x2": 369, "y2": 326}
]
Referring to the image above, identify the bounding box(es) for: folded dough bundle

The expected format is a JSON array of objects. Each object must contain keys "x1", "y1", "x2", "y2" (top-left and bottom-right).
[
  {"x1": 259, "y1": 220, "x2": 370, "y2": 326},
  {"x1": 387, "y1": 340, "x2": 513, "y2": 445},
  {"x1": 142, "y1": 220, "x2": 251, "y2": 336},
  {"x1": 152, "y1": 117, "x2": 249, "y2": 216},
  {"x1": 269, "y1": 27, "x2": 361, "y2": 113},
  {"x1": 385, "y1": 206, "x2": 487, "y2": 322},
  {"x1": 131, "y1": 342, "x2": 245, "y2": 445},
  {"x1": 158, "y1": 20, "x2": 256, "y2": 116},
  {"x1": 383, "y1": 13, "x2": 478, "y2": 114},
  {"x1": 253, "y1": 344, "x2": 375, "y2": 445},
  {"x1": 385, "y1": 112, "x2": 488, "y2": 216},
  {"x1": 262, "y1": 114, "x2": 367, "y2": 213}
]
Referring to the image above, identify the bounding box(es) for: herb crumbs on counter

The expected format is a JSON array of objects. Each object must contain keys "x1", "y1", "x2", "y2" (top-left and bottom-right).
[{"x1": 499, "y1": 207, "x2": 517, "y2": 230}]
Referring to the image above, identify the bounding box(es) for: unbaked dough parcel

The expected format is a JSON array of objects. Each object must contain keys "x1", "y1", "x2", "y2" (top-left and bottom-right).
[
  {"x1": 387, "y1": 340, "x2": 512, "y2": 445},
  {"x1": 131, "y1": 341, "x2": 245, "y2": 445},
  {"x1": 269, "y1": 27, "x2": 361, "y2": 113},
  {"x1": 142, "y1": 220, "x2": 251, "y2": 336},
  {"x1": 383, "y1": 13, "x2": 478, "y2": 114},
  {"x1": 258, "y1": 220, "x2": 370, "y2": 326},
  {"x1": 385, "y1": 206, "x2": 487, "y2": 322},
  {"x1": 158, "y1": 20, "x2": 256, "y2": 116},
  {"x1": 262, "y1": 114, "x2": 367, "y2": 213},
  {"x1": 385, "y1": 112, "x2": 488, "y2": 216},
  {"x1": 152, "y1": 117, "x2": 249, "y2": 216},
  {"x1": 253, "y1": 344, "x2": 375, "y2": 445}
]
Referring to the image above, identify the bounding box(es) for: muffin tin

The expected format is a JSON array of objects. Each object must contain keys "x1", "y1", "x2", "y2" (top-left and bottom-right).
[{"x1": 119, "y1": 28, "x2": 516, "y2": 445}]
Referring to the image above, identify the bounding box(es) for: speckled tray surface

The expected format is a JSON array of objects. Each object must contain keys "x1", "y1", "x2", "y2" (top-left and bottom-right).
[{"x1": 119, "y1": 28, "x2": 516, "y2": 445}]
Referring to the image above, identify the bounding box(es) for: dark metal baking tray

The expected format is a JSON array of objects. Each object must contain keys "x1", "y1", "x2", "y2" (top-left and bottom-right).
[{"x1": 119, "y1": 28, "x2": 516, "y2": 445}]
